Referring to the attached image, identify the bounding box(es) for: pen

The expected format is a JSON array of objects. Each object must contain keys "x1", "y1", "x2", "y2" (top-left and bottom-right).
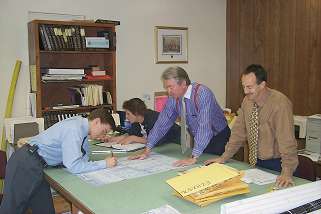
[{"x1": 91, "y1": 150, "x2": 127, "y2": 154}]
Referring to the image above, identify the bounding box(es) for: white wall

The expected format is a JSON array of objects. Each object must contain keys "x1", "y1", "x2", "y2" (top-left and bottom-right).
[{"x1": 0, "y1": 0, "x2": 226, "y2": 133}]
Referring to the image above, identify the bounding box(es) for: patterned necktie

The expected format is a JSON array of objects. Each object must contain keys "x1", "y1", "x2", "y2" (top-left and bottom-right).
[
  {"x1": 248, "y1": 103, "x2": 259, "y2": 167},
  {"x1": 180, "y1": 98, "x2": 191, "y2": 154},
  {"x1": 81, "y1": 136, "x2": 87, "y2": 157}
]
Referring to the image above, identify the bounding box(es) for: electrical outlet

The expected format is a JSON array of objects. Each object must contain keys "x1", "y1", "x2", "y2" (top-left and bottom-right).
[{"x1": 142, "y1": 94, "x2": 151, "y2": 101}]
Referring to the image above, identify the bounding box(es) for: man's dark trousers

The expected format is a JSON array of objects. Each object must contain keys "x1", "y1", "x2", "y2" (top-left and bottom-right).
[{"x1": 0, "y1": 145, "x2": 54, "y2": 214}]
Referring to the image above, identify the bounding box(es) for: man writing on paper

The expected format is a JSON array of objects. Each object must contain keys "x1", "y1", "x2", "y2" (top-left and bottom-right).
[
  {"x1": 130, "y1": 66, "x2": 230, "y2": 166},
  {"x1": 0, "y1": 108, "x2": 117, "y2": 214},
  {"x1": 205, "y1": 64, "x2": 298, "y2": 188}
]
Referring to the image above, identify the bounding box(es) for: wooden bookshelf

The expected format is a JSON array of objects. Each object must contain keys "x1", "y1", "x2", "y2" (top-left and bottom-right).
[{"x1": 28, "y1": 19, "x2": 118, "y2": 128}]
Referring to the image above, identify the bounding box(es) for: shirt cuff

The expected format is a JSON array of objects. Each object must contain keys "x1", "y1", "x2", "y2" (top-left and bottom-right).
[
  {"x1": 192, "y1": 149, "x2": 202, "y2": 158},
  {"x1": 96, "y1": 160, "x2": 108, "y2": 169},
  {"x1": 146, "y1": 143, "x2": 154, "y2": 150}
]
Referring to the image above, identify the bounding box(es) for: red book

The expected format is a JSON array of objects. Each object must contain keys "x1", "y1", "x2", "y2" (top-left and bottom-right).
[
  {"x1": 91, "y1": 70, "x2": 106, "y2": 76},
  {"x1": 85, "y1": 74, "x2": 112, "y2": 80}
]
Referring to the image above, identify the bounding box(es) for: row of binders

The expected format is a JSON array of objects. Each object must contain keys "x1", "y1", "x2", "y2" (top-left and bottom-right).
[
  {"x1": 43, "y1": 107, "x2": 114, "y2": 129},
  {"x1": 166, "y1": 163, "x2": 250, "y2": 207},
  {"x1": 39, "y1": 24, "x2": 116, "y2": 51},
  {"x1": 68, "y1": 84, "x2": 112, "y2": 107},
  {"x1": 43, "y1": 111, "x2": 88, "y2": 129},
  {"x1": 39, "y1": 24, "x2": 86, "y2": 51}
]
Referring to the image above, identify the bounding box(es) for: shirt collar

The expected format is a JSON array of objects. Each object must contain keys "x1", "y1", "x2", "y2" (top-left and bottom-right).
[
  {"x1": 256, "y1": 87, "x2": 271, "y2": 107},
  {"x1": 82, "y1": 117, "x2": 89, "y2": 137},
  {"x1": 183, "y1": 84, "x2": 193, "y2": 99}
]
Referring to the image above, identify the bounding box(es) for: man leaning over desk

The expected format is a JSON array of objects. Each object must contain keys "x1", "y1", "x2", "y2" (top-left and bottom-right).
[
  {"x1": 0, "y1": 108, "x2": 117, "y2": 214},
  {"x1": 130, "y1": 66, "x2": 230, "y2": 166},
  {"x1": 205, "y1": 64, "x2": 298, "y2": 188}
]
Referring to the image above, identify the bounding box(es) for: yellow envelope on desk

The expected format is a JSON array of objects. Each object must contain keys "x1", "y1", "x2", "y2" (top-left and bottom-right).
[
  {"x1": 166, "y1": 163, "x2": 241, "y2": 197},
  {"x1": 180, "y1": 183, "x2": 249, "y2": 207}
]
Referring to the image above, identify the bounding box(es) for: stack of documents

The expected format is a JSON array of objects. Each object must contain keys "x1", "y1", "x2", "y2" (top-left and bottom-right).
[
  {"x1": 95, "y1": 142, "x2": 145, "y2": 152},
  {"x1": 166, "y1": 163, "x2": 250, "y2": 207},
  {"x1": 241, "y1": 168, "x2": 277, "y2": 185},
  {"x1": 112, "y1": 143, "x2": 145, "y2": 152}
]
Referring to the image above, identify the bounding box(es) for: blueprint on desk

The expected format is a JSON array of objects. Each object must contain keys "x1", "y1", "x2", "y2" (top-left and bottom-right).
[{"x1": 78, "y1": 152, "x2": 181, "y2": 186}]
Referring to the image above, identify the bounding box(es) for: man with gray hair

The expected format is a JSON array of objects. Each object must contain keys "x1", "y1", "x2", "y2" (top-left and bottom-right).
[{"x1": 130, "y1": 66, "x2": 230, "y2": 166}]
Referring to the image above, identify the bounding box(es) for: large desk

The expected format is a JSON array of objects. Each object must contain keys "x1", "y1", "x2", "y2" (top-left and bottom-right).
[{"x1": 45, "y1": 143, "x2": 309, "y2": 214}]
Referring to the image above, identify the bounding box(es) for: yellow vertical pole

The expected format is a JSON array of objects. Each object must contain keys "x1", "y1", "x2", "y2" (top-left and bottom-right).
[
  {"x1": 1, "y1": 60, "x2": 22, "y2": 151},
  {"x1": 0, "y1": 60, "x2": 21, "y2": 192}
]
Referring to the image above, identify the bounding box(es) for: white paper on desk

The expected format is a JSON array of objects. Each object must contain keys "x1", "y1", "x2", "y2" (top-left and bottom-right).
[
  {"x1": 241, "y1": 168, "x2": 277, "y2": 185},
  {"x1": 95, "y1": 141, "x2": 119, "y2": 148},
  {"x1": 298, "y1": 150, "x2": 320, "y2": 162},
  {"x1": 112, "y1": 143, "x2": 145, "y2": 151},
  {"x1": 78, "y1": 152, "x2": 182, "y2": 186},
  {"x1": 142, "y1": 204, "x2": 181, "y2": 214}
]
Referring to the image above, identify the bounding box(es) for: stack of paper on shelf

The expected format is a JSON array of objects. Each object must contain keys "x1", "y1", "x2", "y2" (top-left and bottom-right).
[{"x1": 166, "y1": 163, "x2": 250, "y2": 207}]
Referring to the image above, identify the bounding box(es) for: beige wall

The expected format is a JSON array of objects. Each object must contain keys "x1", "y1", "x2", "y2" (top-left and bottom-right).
[{"x1": 0, "y1": 0, "x2": 226, "y2": 133}]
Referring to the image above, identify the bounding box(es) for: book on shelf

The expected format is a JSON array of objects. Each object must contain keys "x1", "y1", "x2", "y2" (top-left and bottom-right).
[
  {"x1": 42, "y1": 74, "x2": 84, "y2": 81},
  {"x1": 41, "y1": 68, "x2": 85, "y2": 81},
  {"x1": 80, "y1": 27, "x2": 86, "y2": 50},
  {"x1": 85, "y1": 74, "x2": 112, "y2": 80},
  {"x1": 91, "y1": 70, "x2": 106, "y2": 76},
  {"x1": 40, "y1": 24, "x2": 51, "y2": 51},
  {"x1": 39, "y1": 25, "x2": 49, "y2": 50},
  {"x1": 52, "y1": 105, "x2": 80, "y2": 110},
  {"x1": 47, "y1": 68, "x2": 84, "y2": 75},
  {"x1": 85, "y1": 37, "x2": 109, "y2": 48},
  {"x1": 104, "y1": 91, "x2": 113, "y2": 105},
  {"x1": 67, "y1": 84, "x2": 110, "y2": 106}
]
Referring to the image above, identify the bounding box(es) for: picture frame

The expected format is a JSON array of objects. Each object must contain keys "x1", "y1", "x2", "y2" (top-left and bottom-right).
[{"x1": 155, "y1": 26, "x2": 188, "y2": 64}]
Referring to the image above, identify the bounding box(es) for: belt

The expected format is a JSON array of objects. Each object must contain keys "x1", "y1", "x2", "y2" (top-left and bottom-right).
[{"x1": 25, "y1": 144, "x2": 48, "y2": 168}]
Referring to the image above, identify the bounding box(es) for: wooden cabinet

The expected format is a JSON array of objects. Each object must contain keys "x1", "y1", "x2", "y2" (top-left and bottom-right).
[{"x1": 28, "y1": 20, "x2": 118, "y2": 128}]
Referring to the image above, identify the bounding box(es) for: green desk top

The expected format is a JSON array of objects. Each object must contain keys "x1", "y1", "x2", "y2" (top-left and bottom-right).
[{"x1": 45, "y1": 143, "x2": 308, "y2": 214}]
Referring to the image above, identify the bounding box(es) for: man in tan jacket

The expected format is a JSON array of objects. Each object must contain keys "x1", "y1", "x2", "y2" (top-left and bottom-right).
[{"x1": 205, "y1": 64, "x2": 298, "y2": 188}]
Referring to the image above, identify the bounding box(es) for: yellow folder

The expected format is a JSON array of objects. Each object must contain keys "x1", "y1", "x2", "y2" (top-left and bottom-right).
[
  {"x1": 166, "y1": 163, "x2": 241, "y2": 197},
  {"x1": 166, "y1": 163, "x2": 250, "y2": 206}
]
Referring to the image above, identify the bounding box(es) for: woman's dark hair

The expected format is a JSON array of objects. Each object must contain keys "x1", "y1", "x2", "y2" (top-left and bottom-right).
[{"x1": 122, "y1": 98, "x2": 147, "y2": 116}]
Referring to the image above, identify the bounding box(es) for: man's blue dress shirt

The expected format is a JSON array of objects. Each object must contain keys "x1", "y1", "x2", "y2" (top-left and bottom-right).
[{"x1": 28, "y1": 116, "x2": 106, "y2": 174}]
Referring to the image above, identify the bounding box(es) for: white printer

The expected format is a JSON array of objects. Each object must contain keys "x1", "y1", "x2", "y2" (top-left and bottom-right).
[{"x1": 305, "y1": 114, "x2": 321, "y2": 154}]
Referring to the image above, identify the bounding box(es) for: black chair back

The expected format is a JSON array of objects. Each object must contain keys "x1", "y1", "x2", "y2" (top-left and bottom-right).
[{"x1": 296, "y1": 154, "x2": 316, "y2": 181}]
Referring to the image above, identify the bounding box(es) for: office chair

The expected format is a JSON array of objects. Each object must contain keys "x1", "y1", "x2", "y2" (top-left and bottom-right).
[
  {"x1": 296, "y1": 154, "x2": 316, "y2": 181},
  {"x1": 0, "y1": 150, "x2": 7, "y2": 203}
]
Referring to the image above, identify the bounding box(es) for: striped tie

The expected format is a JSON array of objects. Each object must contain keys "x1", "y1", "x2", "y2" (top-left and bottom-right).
[
  {"x1": 180, "y1": 98, "x2": 191, "y2": 154},
  {"x1": 248, "y1": 103, "x2": 259, "y2": 167}
]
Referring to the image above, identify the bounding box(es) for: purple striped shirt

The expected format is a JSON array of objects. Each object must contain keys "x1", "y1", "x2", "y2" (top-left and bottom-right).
[{"x1": 147, "y1": 83, "x2": 227, "y2": 157}]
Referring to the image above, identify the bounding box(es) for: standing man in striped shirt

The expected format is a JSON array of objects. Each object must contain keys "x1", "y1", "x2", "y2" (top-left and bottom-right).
[{"x1": 130, "y1": 66, "x2": 230, "y2": 166}]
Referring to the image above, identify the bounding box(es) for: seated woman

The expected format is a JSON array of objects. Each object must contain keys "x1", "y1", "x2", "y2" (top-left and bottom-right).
[{"x1": 108, "y1": 98, "x2": 180, "y2": 145}]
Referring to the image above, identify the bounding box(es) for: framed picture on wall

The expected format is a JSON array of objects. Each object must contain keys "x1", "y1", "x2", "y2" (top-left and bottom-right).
[{"x1": 155, "y1": 26, "x2": 188, "y2": 64}]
